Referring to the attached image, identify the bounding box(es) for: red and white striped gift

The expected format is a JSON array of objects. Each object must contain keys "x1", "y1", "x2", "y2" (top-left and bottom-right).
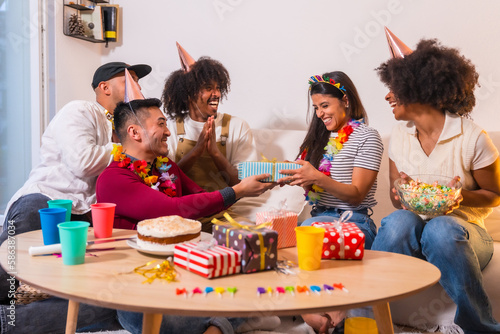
[
  {"x1": 174, "y1": 242, "x2": 242, "y2": 278},
  {"x1": 256, "y1": 210, "x2": 298, "y2": 249}
]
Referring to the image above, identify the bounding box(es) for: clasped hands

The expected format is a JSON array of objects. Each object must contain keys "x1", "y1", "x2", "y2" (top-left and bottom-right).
[{"x1": 192, "y1": 116, "x2": 221, "y2": 158}]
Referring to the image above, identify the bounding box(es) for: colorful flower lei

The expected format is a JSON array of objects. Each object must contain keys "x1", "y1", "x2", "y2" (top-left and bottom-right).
[
  {"x1": 111, "y1": 144, "x2": 177, "y2": 197},
  {"x1": 304, "y1": 119, "x2": 363, "y2": 205}
]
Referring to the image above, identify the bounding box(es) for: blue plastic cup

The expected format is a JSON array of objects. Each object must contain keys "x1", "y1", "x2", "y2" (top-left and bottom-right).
[
  {"x1": 58, "y1": 221, "x2": 90, "y2": 265},
  {"x1": 39, "y1": 208, "x2": 67, "y2": 245}
]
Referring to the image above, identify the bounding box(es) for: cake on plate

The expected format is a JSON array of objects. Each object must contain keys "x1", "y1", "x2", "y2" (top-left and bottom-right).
[{"x1": 137, "y1": 215, "x2": 202, "y2": 251}]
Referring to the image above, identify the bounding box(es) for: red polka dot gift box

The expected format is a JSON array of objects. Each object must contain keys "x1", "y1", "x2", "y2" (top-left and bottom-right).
[{"x1": 311, "y1": 222, "x2": 365, "y2": 260}]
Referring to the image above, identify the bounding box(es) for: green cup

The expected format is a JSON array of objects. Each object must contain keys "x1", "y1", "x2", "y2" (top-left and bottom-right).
[
  {"x1": 48, "y1": 199, "x2": 73, "y2": 222},
  {"x1": 57, "y1": 221, "x2": 90, "y2": 265}
]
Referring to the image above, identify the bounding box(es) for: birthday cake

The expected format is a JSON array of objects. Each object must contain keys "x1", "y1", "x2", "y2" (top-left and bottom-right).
[{"x1": 137, "y1": 215, "x2": 202, "y2": 251}]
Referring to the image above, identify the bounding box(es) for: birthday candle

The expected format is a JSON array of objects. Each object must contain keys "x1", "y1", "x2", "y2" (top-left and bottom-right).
[
  {"x1": 204, "y1": 287, "x2": 214, "y2": 297},
  {"x1": 191, "y1": 287, "x2": 203, "y2": 298},
  {"x1": 310, "y1": 285, "x2": 321, "y2": 295},
  {"x1": 266, "y1": 287, "x2": 273, "y2": 297},
  {"x1": 227, "y1": 287, "x2": 237, "y2": 298},
  {"x1": 333, "y1": 283, "x2": 349, "y2": 293},
  {"x1": 284, "y1": 286, "x2": 295, "y2": 296},
  {"x1": 257, "y1": 287, "x2": 266, "y2": 297},
  {"x1": 276, "y1": 287, "x2": 285, "y2": 296},
  {"x1": 176, "y1": 288, "x2": 187, "y2": 298},
  {"x1": 297, "y1": 285, "x2": 309, "y2": 295},
  {"x1": 323, "y1": 284, "x2": 334, "y2": 294},
  {"x1": 215, "y1": 287, "x2": 225, "y2": 298}
]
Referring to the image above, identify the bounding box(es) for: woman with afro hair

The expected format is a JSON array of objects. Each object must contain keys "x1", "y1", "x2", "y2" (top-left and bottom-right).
[{"x1": 372, "y1": 39, "x2": 500, "y2": 333}]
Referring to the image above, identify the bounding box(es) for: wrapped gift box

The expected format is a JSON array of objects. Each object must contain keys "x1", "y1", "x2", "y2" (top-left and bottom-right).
[
  {"x1": 311, "y1": 222, "x2": 365, "y2": 260},
  {"x1": 256, "y1": 210, "x2": 298, "y2": 249},
  {"x1": 237, "y1": 161, "x2": 300, "y2": 182},
  {"x1": 212, "y1": 223, "x2": 278, "y2": 273},
  {"x1": 174, "y1": 242, "x2": 241, "y2": 278}
]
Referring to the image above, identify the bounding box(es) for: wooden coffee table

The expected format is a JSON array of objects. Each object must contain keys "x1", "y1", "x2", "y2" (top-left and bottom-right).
[{"x1": 0, "y1": 229, "x2": 440, "y2": 334}]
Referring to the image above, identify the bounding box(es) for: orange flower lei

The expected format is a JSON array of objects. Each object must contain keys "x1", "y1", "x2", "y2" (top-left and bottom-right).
[
  {"x1": 304, "y1": 119, "x2": 363, "y2": 204},
  {"x1": 111, "y1": 144, "x2": 177, "y2": 196}
]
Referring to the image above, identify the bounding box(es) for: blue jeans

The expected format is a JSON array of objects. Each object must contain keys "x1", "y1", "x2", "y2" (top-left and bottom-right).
[
  {"x1": 372, "y1": 210, "x2": 500, "y2": 334},
  {"x1": 301, "y1": 207, "x2": 377, "y2": 249},
  {"x1": 118, "y1": 310, "x2": 245, "y2": 334},
  {"x1": 0, "y1": 194, "x2": 120, "y2": 333}
]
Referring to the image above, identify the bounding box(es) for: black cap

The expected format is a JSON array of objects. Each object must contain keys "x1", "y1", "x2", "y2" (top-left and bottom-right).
[{"x1": 91, "y1": 62, "x2": 152, "y2": 89}]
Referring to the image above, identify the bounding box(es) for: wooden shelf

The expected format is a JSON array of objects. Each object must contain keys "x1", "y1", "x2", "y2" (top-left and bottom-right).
[
  {"x1": 63, "y1": 1, "x2": 114, "y2": 45},
  {"x1": 65, "y1": 34, "x2": 105, "y2": 43},
  {"x1": 64, "y1": 4, "x2": 93, "y2": 11}
]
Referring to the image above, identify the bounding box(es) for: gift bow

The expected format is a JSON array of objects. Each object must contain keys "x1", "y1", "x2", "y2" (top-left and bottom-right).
[
  {"x1": 334, "y1": 211, "x2": 353, "y2": 259},
  {"x1": 212, "y1": 212, "x2": 271, "y2": 270},
  {"x1": 260, "y1": 154, "x2": 277, "y2": 163}
]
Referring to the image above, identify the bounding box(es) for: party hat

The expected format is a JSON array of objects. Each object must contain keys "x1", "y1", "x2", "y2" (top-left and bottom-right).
[
  {"x1": 384, "y1": 26, "x2": 412, "y2": 58},
  {"x1": 124, "y1": 68, "x2": 144, "y2": 103},
  {"x1": 176, "y1": 41, "x2": 196, "y2": 72}
]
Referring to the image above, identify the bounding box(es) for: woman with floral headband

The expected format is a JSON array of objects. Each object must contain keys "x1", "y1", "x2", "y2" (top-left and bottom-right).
[
  {"x1": 280, "y1": 71, "x2": 383, "y2": 247},
  {"x1": 278, "y1": 71, "x2": 383, "y2": 333},
  {"x1": 372, "y1": 39, "x2": 500, "y2": 333}
]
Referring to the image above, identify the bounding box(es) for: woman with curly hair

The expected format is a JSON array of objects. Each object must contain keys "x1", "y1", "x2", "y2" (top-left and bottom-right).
[
  {"x1": 162, "y1": 52, "x2": 257, "y2": 195},
  {"x1": 372, "y1": 39, "x2": 500, "y2": 333}
]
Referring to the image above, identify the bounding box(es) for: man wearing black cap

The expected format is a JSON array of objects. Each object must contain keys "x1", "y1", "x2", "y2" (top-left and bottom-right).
[{"x1": 0, "y1": 62, "x2": 151, "y2": 333}]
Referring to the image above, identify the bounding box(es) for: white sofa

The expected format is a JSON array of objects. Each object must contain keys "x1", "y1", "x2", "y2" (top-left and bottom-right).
[{"x1": 232, "y1": 128, "x2": 500, "y2": 332}]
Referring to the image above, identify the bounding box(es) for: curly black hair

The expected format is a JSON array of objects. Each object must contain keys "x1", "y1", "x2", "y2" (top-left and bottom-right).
[
  {"x1": 114, "y1": 98, "x2": 162, "y2": 142},
  {"x1": 377, "y1": 39, "x2": 479, "y2": 117},
  {"x1": 162, "y1": 57, "x2": 231, "y2": 120},
  {"x1": 297, "y1": 71, "x2": 368, "y2": 168}
]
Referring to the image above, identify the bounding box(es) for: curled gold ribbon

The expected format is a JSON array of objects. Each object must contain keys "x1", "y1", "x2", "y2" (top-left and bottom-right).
[{"x1": 134, "y1": 260, "x2": 178, "y2": 284}]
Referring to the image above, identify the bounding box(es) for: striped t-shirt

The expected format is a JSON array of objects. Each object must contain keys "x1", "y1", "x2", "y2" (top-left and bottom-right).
[{"x1": 316, "y1": 124, "x2": 384, "y2": 211}]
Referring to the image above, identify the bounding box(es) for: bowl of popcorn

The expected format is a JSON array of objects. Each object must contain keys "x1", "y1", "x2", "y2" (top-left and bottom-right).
[{"x1": 394, "y1": 174, "x2": 462, "y2": 218}]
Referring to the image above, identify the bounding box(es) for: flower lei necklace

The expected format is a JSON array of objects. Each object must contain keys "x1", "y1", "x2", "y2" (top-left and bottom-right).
[
  {"x1": 111, "y1": 144, "x2": 177, "y2": 197},
  {"x1": 304, "y1": 119, "x2": 363, "y2": 205}
]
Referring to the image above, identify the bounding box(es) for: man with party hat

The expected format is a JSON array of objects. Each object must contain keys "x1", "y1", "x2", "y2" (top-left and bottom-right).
[
  {"x1": 161, "y1": 43, "x2": 258, "y2": 194},
  {"x1": 0, "y1": 61, "x2": 151, "y2": 333}
]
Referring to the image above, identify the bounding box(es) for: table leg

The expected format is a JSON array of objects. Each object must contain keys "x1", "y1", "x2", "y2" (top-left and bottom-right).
[
  {"x1": 142, "y1": 312, "x2": 162, "y2": 334},
  {"x1": 373, "y1": 302, "x2": 394, "y2": 334},
  {"x1": 65, "y1": 300, "x2": 80, "y2": 334}
]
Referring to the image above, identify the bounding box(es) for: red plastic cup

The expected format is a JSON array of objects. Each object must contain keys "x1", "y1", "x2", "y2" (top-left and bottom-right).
[{"x1": 90, "y1": 203, "x2": 116, "y2": 238}]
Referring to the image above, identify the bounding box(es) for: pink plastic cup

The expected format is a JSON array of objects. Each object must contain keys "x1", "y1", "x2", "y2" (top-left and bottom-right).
[{"x1": 90, "y1": 203, "x2": 116, "y2": 238}]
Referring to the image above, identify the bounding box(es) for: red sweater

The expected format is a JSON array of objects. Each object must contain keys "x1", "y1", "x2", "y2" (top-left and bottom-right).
[{"x1": 96, "y1": 160, "x2": 227, "y2": 229}]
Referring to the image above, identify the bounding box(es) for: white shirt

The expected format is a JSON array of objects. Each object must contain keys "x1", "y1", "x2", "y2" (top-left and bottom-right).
[
  {"x1": 166, "y1": 113, "x2": 258, "y2": 166},
  {"x1": 5, "y1": 100, "x2": 114, "y2": 218},
  {"x1": 389, "y1": 111, "x2": 499, "y2": 226}
]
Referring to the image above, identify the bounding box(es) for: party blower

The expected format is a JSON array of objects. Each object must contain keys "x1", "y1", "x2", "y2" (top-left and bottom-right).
[{"x1": 29, "y1": 237, "x2": 133, "y2": 256}]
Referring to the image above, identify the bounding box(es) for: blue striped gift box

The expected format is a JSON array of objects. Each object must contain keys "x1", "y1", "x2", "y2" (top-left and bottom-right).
[
  {"x1": 237, "y1": 162, "x2": 300, "y2": 182},
  {"x1": 237, "y1": 162, "x2": 274, "y2": 182},
  {"x1": 275, "y1": 162, "x2": 301, "y2": 182}
]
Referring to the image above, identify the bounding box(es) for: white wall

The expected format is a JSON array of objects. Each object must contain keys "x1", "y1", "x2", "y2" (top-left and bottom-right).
[{"x1": 55, "y1": 0, "x2": 500, "y2": 137}]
